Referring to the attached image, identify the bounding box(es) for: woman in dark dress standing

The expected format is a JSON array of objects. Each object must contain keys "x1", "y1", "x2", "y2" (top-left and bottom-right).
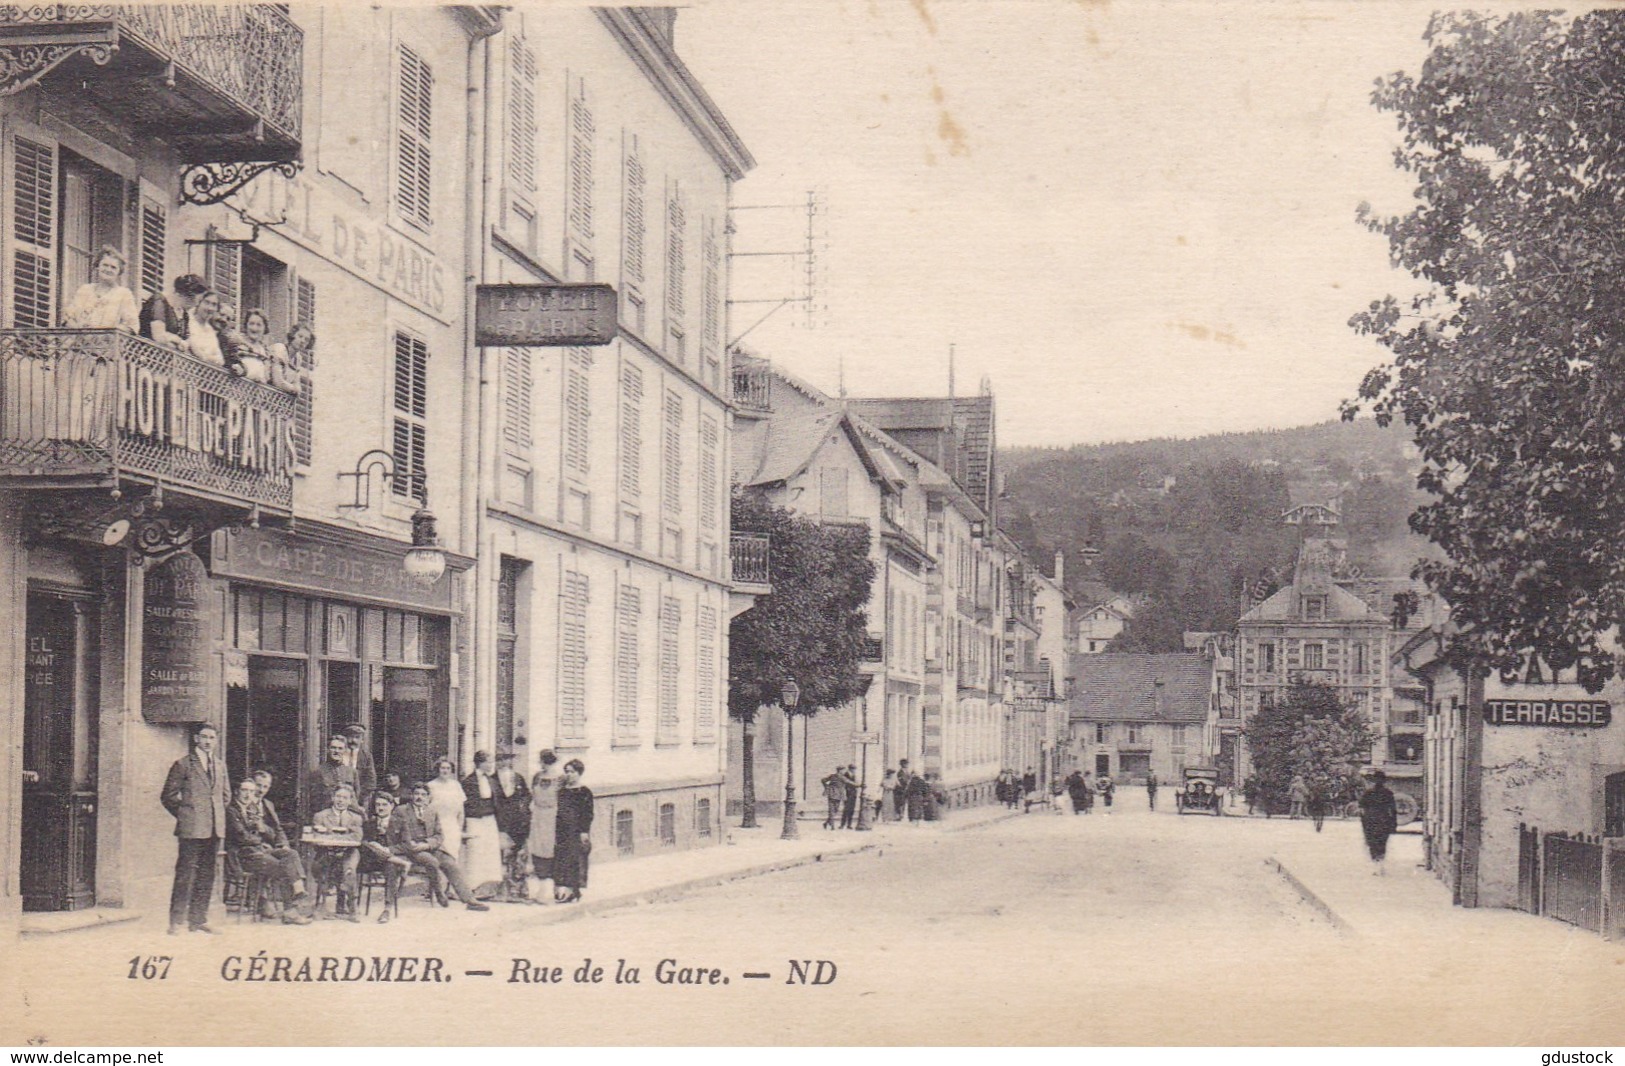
[
  {"x1": 554, "y1": 758, "x2": 594, "y2": 903},
  {"x1": 1358, "y1": 770, "x2": 1399, "y2": 875}
]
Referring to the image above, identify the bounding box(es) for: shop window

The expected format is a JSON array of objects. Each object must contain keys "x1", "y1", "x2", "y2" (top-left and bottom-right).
[
  {"x1": 615, "y1": 808, "x2": 634, "y2": 855},
  {"x1": 696, "y1": 798, "x2": 712, "y2": 838},
  {"x1": 659, "y1": 803, "x2": 676, "y2": 846},
  {"x1": 235, "y1": 590, "x2": 262, "y2": 650},
  {"x1": 1605, "y1": 773, "x2": 1625, "y2": 838}
]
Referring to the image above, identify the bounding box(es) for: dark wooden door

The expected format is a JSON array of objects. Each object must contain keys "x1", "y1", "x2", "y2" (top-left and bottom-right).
[{"x1": 22, "y1": 590, "x2": 98, "y2": 912}]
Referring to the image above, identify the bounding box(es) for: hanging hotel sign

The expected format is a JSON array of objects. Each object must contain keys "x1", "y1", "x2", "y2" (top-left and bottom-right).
[
  {"x1": 474, "y1": 284, "x2": 617, "y2": 347},
  {"x1": 142, "y1": 551, "x2": 214, "y2": 724},
  {"x1": 1483, "y1": 698, "x2": 1612, "y2": 728}
]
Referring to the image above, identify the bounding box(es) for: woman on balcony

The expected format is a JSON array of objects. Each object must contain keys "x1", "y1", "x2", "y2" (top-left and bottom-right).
[
  {"x1": 61, "y1": 247, "x2": 138, "y2": 332},
  {"x1": 267, "y1": 322, "x2": 311, "y2": 395},
  {"x1": 234, "y1": 309, "x2": 273, "y2": 383},
  {"x1": 140, "y1": 273, "x2": 207, "y2": 349},
  {"x1": 185, "y1": 290, "x2": 226, "y2": 367}
]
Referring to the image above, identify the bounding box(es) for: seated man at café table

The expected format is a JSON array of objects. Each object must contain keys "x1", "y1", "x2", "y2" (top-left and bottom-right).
[
  {"x1": 226, "y1": 779, "x2": 313, "y2": 925},
  {"x1": 361, "y1": 791, "x2": 414, "y2": 924},
  {"x1": 309, "y1": 782, "x2": 365, "y2": 922},
  {"x1": 387, "y1": 783, "x2": 489, "y2": 913}
]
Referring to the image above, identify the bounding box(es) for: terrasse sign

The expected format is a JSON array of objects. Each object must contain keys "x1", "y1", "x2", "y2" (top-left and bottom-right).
[
  {"x1": 1483, "y1": 698, "x2": 1612, "y2": 728},
  {"x1": 119, "y1": 361, "x2": 295, "y2": 475}
]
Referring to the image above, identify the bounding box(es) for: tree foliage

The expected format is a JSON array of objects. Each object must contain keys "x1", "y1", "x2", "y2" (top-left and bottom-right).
[
  {"x1": 1346, "y1": 12, "x2": 1625, "y2": 690},
  {"x1": 1243, "y1": 683, "x2": 1375, "y2": 813},
  {"x1": 728, "y1": 490, "x2": 877, "y2": 723}
]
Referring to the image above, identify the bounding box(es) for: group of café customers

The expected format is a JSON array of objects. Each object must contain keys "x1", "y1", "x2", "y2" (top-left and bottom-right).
[{"x1": 161, "y1": 723, "x2": 595, "y2": 934}]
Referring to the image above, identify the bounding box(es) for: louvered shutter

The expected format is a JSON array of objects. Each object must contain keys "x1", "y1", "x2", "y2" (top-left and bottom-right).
[
  {"x1": 657, "y1": 596, "x2": 681, "y2": 744},
  {"x1": 392, "y1": 331, "x2": 429, "y2": 501},
  {"x1": 662, "y1": 390, "x2": 682, "y2": 516},
  {"x1": 702, "y1": 217, "x2": 720, "y2": 383},
  {"x1": 568, "y1": 88, "x2": 594, "y2": 240},
  {"x1": 502, "y1": 347, "x2": 533, "y2": 451},
  {"x1": 11, "y1": 136, "x2": 56, "y2": 329},
  {"x1": 619, "y1": 363, "x2": 642, "y2": 498},
  {"x1": 557, "y1": 569, "x2": 589, "y2": 742},
  {"x1": 613, "y1": 583, "x2": 641, "y2": 742},
  {"x1": 665, "y1": 182, "x2": 685, "y2": 321},
  {"x1": 204, "y1": 228, "x2": 241, "y2": 311},
  {"x1": 284, "y1": 273, "x2": 317, "y2": 466},
  {"x1": 694, "y1": 604, "x2": 717, "y2": 743},
  {"x1": 397, "y1": 46, "x2": 433, "y2": 228},
  {"x1": 563, "y1": 348, "x2": 590, "y2": 477},
  {"x1": 699, "y1": 415, "x2": 718, "y2": 534},
  {"x1": 139, "y1": 198, "x2": 166, "y2": 303},
  {"x1": 623, "y1": 141, "x2": 645, "y2": 283},
  {"x1": 507, "y1": 36, "x2": 537, "y2": 192}
]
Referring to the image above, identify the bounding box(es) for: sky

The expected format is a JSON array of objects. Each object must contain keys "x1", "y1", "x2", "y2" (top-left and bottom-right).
[{"x1": 678, "y1": 0, "x2": 1437, "y2": 447}]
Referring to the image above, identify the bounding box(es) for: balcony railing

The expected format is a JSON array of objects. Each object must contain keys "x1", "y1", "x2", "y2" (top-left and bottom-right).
[
  {"x1": 860, "y1": 634, "x2": 884, "y2": 663},
  {"x1": 0, "y1": 329, "x2": 295, "y2": 512},
  {"x1": 1010, "y1": 669, "x2": 1056, "y2": 701},
  {"x1": 0, "y1": 5, "x2": 303, "y2": 162},
  {"x1": 731, "y1": 363, "x2": 771, "y2": 413},
  {"x1": 729, "y1": 531, "x2": 770, "y2": 587}
]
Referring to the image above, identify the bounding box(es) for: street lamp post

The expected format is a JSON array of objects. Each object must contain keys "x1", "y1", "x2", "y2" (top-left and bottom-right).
[{"x1": 780, "y1": 678, "x2": 801, "y2": 841}]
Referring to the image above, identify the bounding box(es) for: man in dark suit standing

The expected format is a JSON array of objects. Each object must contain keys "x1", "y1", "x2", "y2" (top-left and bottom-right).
[
  {"x1": 160, "y1": 722, "x2": 230, "y2": 935},
  {"x1": 491, "y1": 750, "x2": 531, "y2": 900}
]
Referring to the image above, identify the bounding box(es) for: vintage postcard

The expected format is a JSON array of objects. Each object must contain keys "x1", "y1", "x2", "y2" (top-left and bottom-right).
[{"x1": 1, "y1": 0, "x2": 1623, "y2": 1048}]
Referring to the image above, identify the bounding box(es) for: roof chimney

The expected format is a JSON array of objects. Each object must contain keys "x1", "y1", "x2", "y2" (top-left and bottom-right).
[{"x1": 1054, "y1": 549, "x2": 1065, "y2": 585}]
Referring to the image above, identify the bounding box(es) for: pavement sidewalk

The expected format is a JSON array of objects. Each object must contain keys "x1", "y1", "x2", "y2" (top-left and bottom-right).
[{"x1": 1266, "y1": 821, "x2": 1462, "y2": 936}]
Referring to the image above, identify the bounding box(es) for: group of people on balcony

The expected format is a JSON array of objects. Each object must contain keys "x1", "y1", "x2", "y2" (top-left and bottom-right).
[{"x1": 61, "y1": 249, "x2": 306, "y2": 395}]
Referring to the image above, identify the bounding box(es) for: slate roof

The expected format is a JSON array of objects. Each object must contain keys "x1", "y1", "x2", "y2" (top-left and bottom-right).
[
  {"x1": 1068, "y1": 653, "x2": 1212, "y2": 723},
  {"x1": 847, "y1": 394, "x2": 996, "y2": 516},
  {"x1": 1236, "y1": 583, "x2": 1385, "y2": 624}
]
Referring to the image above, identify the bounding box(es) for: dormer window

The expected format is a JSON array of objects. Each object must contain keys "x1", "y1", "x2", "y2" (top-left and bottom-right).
[{"x1": 1303, "y1": 595, "x2": 1326, "y2": 620}]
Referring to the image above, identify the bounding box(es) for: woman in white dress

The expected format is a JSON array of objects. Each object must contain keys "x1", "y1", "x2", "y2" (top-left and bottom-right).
[
  {"x1": 60, "y1": 246, "x2": 138, "y2": 332},
  {"x1": 526, "y1": 750, "x2": 559, "y2": 904},
  {"x1": 424, "y1": 756, "x2": 467, "y2": 902}
]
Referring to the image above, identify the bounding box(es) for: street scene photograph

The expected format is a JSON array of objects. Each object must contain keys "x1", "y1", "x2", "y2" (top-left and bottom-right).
[{"x1": 1, "y1": 0, "x2": 1624, "y2": 1049}]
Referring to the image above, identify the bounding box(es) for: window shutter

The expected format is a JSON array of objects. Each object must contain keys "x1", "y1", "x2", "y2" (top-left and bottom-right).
[
  {"x1": 694, "y1": 604, "x2": 717, "y2": 743},
  {"x1": 506, "y1": 36, "x2": 537, "y2": 193},
  {"x1": 502, "y1": 347, "x2": 533, "y2": 451},
  {"x1": 11, "y1": 136, "x2": 56, "y2": 329},
  {"x1": 295, "y1": 277, "x2": 317, "y2": 353},
  {"x1": 622, "y1": 139, "x2": 645, "y2": 283},
  {"x1": 619, "y1": 362, "x2": 642, "y2": 498},
  {"x1": 392, "y1": 331, "x2": 429, "y2": 500},
  {"x1": 702, "y1": 217, "x2": 720, "y2": 382},
  {"x1": 139, "y1": 198, "x2": 166, "y2": 303},
  {"x1": 662, "y1": 390, "x2": 682, "y2": 517},
  {"x1": 657, "y1": 596, "x2": 680, "y2": 744},
  {"x1": 568, "y1": 87, "x2": 594, "y2": 240},
  {"x1": 557, "y1": 569, "x2": 589, "y2": 742},
  {"x1": 203, "y1": 228, "x2": 241, "y2": 311},
  {"x1": 396, "y1": 46, "x2": 433, "y2": 228},
  {"x1": 699, "y1": 414, "x2": 718, "y2": 534},
  {"x1": 563, "y1": 348, "x2": 591, "y2": 477},
  {"x1": 614, "y1": 583, "x2": 641, "y2": 742},
  {"x1": 665, "y1": 182, "x2": 685, "y2": 321}
]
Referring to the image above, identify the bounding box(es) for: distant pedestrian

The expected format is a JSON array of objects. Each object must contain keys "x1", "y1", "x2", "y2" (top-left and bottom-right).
[
  {"x1": 879, "y1": 770, "x2": 898, "y2": 823},
  {"x1": 1307, "y1": 790, "x2": 1328, "y2": 833},
  {"x1": 821, "y1": 767, "x2": 845, "y2": 830},
  {"x1": 1079, "y1": 771, "x2": 1095, "y2": 813},
  {"x1": 906, "y1": 768, "x2": 932, "y2": 823},
  {"x1": 1066, "y1": 769, "x2": 1091, "y2": 814},
  {"x1": 1289, "y1": 774, "x2": 1309, "y2": 820},
  {"x1": 553, "y1": 759, "x2": 593, "y2": 903},
  {"x1": 840, "y1": 765, "x2": 860, "y2": 829},
  {"x1": 996, "y1": 768, "x2": 1019, "y2": 809},
  {"x1": 1097, "y1": 774, "x2": 1115, "y2": 813},
  {"x1": 1358, "y1": 771, "x2": 1399, "y2": 876},
  {"x1": 1146, "y1": 771, "x2": 1159, "y2": 811},
  {"x1": 1021, "y1": 766, "x2": 1038, "y2": 798},
  {"x1": 895, "y1": 760, "x2": 915, "y2": 820}
]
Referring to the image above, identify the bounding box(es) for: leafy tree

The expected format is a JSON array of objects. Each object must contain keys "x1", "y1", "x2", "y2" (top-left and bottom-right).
[
  {"x1": 1346, "y1": 12, "x2": 1625, "y2": 690},
  {"x1": 1243, "y1": 683, "x2": 1374, "y2": 814},
  {"x1": 728, "y1": 491, "x2": 876, "y2": 824}
]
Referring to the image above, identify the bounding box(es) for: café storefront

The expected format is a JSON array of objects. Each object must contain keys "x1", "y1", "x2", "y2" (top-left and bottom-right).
[{"x1": 207, "y1": 525, "x2": 469, "y2": 825}]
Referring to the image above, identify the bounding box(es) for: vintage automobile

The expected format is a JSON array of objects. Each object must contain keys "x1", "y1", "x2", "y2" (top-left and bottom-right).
[{"x1": 1176, "y1": 766, "x2": 1223, "y2": 816}]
